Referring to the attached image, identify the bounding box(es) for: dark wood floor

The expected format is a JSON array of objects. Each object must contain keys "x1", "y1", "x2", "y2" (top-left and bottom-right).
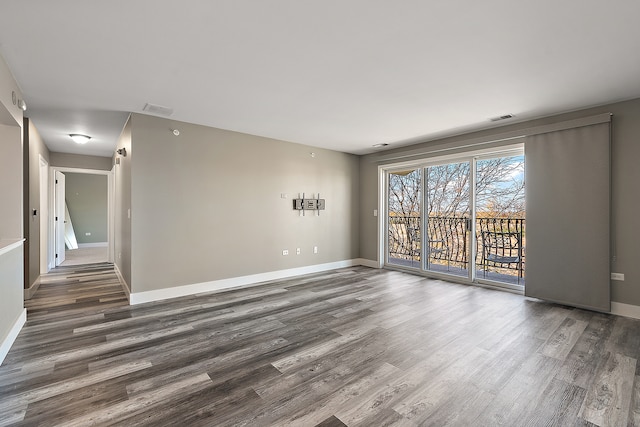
[{"x1": 1, "y1": 263, "x2": 639, "y2": 426}]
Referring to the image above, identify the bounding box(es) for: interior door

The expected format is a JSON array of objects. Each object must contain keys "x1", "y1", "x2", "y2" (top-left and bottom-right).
[
  {"x1": 54, "y1": 170, "x2": 66, "y2": 266},
  {"x1": 424, "y1": 161, "x2": 471, "y2": 278}
]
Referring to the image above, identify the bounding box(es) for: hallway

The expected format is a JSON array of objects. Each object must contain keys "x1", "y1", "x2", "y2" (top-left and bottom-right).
[{"x1": 60, "y1": 247, "x2": 109, "y2": 267}]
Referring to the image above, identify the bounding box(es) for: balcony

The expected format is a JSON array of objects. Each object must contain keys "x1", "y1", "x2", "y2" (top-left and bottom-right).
[{"x1": 388, "y1": 215, "x2": 525, "y2": 285}]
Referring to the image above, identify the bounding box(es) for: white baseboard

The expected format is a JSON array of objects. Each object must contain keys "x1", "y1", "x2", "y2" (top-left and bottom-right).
[
  {"x1": 114, "y1": 263, "x2": 131, "y2": 303},
  {"x1": 129, "y1": 259, "x2": 372, "y2": 305},
  {"x1": 611, "y1": 302, "x2": 640, "y2": 320},
  {"x1": 77, "y1": 242, "x2": 108, "y2": 248},
  {"x1": 0, "y1": 309, "x2": 26, "y2": 366}
]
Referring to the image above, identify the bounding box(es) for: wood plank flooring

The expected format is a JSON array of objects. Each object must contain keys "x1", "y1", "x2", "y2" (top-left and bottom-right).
[{"x1": 1, "y1": 263, "x2": 639, "y2": 426}]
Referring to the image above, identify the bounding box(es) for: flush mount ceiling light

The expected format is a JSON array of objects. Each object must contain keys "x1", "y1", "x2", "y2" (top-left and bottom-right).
[
  {"x1": 372, "y1": 143, "x2": 389, "y2": 148},
  {"x1": 69, "y1": 134, "x2": 91, "y2": 144}
]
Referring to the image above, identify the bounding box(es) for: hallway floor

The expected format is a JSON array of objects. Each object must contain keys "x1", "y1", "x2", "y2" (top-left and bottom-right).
[{"x1": 60, "y1": 246, "x2": 108, "y2": 266}]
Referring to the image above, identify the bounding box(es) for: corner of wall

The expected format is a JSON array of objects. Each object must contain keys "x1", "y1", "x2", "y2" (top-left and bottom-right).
[{"x1": 0, "y1": 308, "x2": 26, "y2": 365}]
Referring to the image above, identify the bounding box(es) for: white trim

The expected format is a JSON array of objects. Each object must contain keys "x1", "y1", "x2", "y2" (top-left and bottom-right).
[
  {"x1": 0, "y1": 309, "x2": 26, "y2": 365},
  {"x1": 39, "y1": 154, "x2": 49, "y2": 274},
  {"x1": 611, "y1": 302, "x2": 640, "y2": 320},
  {"x1": 114, "y1": 263, "x2": 131, "y2": 303},
  {"x1": 50, "y1": 166, "x2": 114, "y2": 270},
  {"x1": 377, "y1": 165, "x2": 386, "y2": 268},
  {"x1": 77, "y1": 242, "x2": 108, "y2": 248},
  {"x1": 47, "y1": 167, "x2": 55, "y2": 270},
  {"x1": 0, "y1": 239, "x2": 24, "y2": 257},
  {"x1": 129, "y1": 259, "x2": 370, "y2": 305},
  {"x1": 52, "y1": 166, "x2": 112, "y2": 175},
  {"x1": 379, "y1": 148, "x2": 526, "y2": 292},
  {"x1": 108, "y1": 166, "x2": 115, "y2": 264}
]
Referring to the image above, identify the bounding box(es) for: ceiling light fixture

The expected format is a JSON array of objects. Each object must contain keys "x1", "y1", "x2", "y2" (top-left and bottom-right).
[
  {"x1": 69, "y1": 134, "x2": 91, "y2": 144},
  {"x1": 372, "y1": 143, "x2": 389, "y2": 148}
]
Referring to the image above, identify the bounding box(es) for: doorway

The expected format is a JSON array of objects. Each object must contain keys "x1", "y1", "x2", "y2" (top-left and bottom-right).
[
  {"x1": 384, "y1": 148, "x2": 525, "y2": 289},
  {"x1": 50, "y1": 167, "x2": 114, "y2": 267},
  {"x1": 39, "y1": 155, "x2": 49, "y2": 273}
]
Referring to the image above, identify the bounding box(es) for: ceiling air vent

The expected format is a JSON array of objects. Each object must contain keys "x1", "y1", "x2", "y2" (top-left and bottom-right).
[
  {"x1": 490, "y1": 114, "x2": 514, "y2": 122},
  {"x1": 142, "y1": 103, "x2": 174, "y2": 116}
]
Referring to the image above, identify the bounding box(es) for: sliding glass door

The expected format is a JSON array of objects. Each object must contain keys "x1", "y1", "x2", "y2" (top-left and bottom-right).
[
  {"x1": 425, "y1": 161, "x2": 471, "y2": 278},
  {"x1": 387, "y1": 169, "x2": 422, "y2": 269},
  {"x1": 385, "y1": 149, "x2": 525, "y2": 288},
  {"x1": 475, "y1": 154, "x2": 526, "y2": 285}
]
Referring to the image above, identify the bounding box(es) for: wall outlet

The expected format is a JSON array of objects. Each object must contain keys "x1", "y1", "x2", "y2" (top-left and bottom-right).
[
  {"x1": 313, "y1": 246, "x2": 318, "y2": 254},
  {"x1": 373, "y1": 209, "x2": 378, "y2": 217},
  {"x1": 282, "y1": 249, "x2": 289, "y2": 256},
  {"x1": 611, "y1": 272, "x2": 625, "y2": 281},
  {"x1": 85, "y1": 232, "x2": 91, "y2": 236},
  {"x1": 296, "y1": 248, "x2": 301, "y2": 255}
]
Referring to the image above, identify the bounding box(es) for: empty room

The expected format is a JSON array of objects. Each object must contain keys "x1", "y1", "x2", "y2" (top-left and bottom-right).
[{"x1": 1, "y1": 1, "x2": 640, "y2": 426}]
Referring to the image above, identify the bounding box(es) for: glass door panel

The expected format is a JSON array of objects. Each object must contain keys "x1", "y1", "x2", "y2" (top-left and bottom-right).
[
  {"x1": 475, "y1": 155, "x2": 526, "y2": 285},
  {"x1": 425, "y1": 162, "x2": 471, "y2": 278},
  {"x1": 387, "y1": 169, "x2": 421, "y2": 269}
]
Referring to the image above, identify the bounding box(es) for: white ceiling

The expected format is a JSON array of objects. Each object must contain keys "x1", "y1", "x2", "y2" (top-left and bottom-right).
[{"x1": 1, "y1": 0, "x2": 639, "y2": 157}]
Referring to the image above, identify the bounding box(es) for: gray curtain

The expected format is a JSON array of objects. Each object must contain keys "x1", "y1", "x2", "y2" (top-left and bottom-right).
[{"x1": 524, "y1": 120, "x2": 611, "y2": 311}]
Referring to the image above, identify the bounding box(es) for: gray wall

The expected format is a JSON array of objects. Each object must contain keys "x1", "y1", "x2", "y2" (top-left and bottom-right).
[
  {"x1": 23, "y1": 119, "x2": 50, "y2": 289},
  {"x1": 360, "y1": 98, "x2": 640, "y2": 307},
  {"x1": 0, "y1": 53, "x2": 25, "y2": 355},
  {"x1": 114, "y1": 117, "x2": 132, "y2": 291},
  {"x1": 65, "y1": 173, "x2": 108, "y2": 244},
  {"x1": 128, "y1": 113, "x2": 360, "y2": 293},
  {"x1": 0, "y1": 124, "x2": 22, "y2": 240},
  {"x1": 0, "y1": 246, "x2": 24, "y2": 348},
  {"x1": 50, "y1": 152, "x2": 112, "y2": 171}
]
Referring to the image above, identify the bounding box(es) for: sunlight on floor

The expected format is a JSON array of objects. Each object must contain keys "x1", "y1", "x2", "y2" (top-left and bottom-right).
[{"x1": 61, "y1": 246, "x2": 108, "y2": 266}]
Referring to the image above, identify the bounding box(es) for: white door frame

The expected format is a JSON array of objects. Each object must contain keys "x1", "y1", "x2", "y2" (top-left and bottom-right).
[
  {"x1": 49, "y1": 167, "x2": 115, "y2": 267},
  {"x1": 39, "y1": 155, "x2": 50, "y2": 273},
  {"x1": 54, "y1": 170, "x2": 66, "y2": 266}
]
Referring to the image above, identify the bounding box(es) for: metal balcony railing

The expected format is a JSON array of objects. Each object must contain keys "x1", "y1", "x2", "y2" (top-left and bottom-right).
[{"x1": 388, "y1": 215, "x2": 525, "y2": 281}]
